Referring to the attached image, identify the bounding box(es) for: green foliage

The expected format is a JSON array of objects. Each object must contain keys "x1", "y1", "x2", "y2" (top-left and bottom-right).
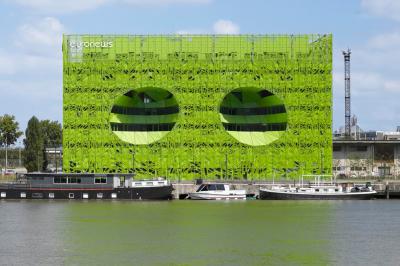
[
  {"x1": 0, "y1": 148, "x2": 23, "y2": 168},
  {"x1": 40, "y1": 120, "x2": 62, "y2": 146},
  {"x1": 63, "y1": 35, "x2": 332, "y2": 180},
  {"x1": 0, "y1": 114, "x2": 22, "y2": 147},
  {"x1": 40, "y1": 120, "x2": 62, "y2": 170},
  {"x1": 23, "y1": 116, "x2": 44, "y2": 172}
]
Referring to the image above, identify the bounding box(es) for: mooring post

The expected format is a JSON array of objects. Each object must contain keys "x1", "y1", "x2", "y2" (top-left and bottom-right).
[{"x1": 386, "y1": 181, "x2": 390, "y2": 199}]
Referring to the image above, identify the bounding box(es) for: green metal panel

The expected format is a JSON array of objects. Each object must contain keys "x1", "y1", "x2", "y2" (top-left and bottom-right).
[{"x1": 63, "y1": 34, "x2": 332, "y2": 180}]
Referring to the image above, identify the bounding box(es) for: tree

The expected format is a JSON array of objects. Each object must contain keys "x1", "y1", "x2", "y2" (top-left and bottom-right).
[
  {"x1": 23, "y1": 116, "x2": 44, "y2": 172},
  {"x1": 0, "y1": 114, "x2": 23, "y2": 173},
  {"x1": 40, "y1": 120, "x2": 62, "y2": 170}
]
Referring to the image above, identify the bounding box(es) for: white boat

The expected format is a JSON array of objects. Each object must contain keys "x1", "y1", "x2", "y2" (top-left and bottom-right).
[
  {"x1": 259, "y1": 175, "x2": 377, "y2": 200},
  {"x1": 188, "y1": 183, "x2": 246, "y2": 200}
]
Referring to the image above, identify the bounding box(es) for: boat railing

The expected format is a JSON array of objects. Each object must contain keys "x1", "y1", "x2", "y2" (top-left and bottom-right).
[
  {"x1": 131, "y1": 180, "x2": 169, "y2": 187},
  {"x1": 301, "y1": 175, "x2": 335, "y2": 187}
]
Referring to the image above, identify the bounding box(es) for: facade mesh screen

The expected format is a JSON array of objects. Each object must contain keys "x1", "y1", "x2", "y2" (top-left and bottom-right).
[{"x1": 63, "y1": 35, "x2": 332, "y2": 180}]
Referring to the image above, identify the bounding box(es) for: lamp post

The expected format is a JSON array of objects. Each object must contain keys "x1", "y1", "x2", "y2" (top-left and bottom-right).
[
  {"x1": 130, "y1": 144, "x2": 135, "y2": 176},
  {"x1": 54, "y1": 140, "x2": 58, "y2": 173},
  {"x1": 132, "y1": 150, "x2": 135, "y2": 174},
  {"x1": 321, "y1": 149, "x2": 324, "y2": 175},
  {"x1": 225, "y1": 153, "x2": 228, "y2": 180},
  {"x1": 5, "y1": 135, "x2": 7, "y2": 175},
  {"x1": 18, "y1": 140, "x2": 22, "y2": 167},
  {"x1": 37, "y1": 150, "x2": 40, "y2": 172}
]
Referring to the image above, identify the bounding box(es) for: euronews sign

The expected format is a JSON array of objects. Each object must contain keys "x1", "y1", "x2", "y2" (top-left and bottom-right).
[{"x1": 69, "y1": 41, "x2": 113, "y2": 48}]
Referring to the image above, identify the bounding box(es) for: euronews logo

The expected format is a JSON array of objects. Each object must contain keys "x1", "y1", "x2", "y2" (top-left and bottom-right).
[{"x1": 69, "y1": 41, "x2": 113, "y2": 48}]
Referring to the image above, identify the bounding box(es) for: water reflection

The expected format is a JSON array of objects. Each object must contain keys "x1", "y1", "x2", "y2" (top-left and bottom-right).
[
  {"x1": 330, "y1": 200, "x2": 400, "y2": 266},
  {"x1": 0, "y1": 201, "x2": 66, "y2": 265},
  {"x1": 9, "y1": 200, "x2": 400, "y2": 265},
  {"x1": 64, "y1": 201, "x2": 333, "y2": 265}
]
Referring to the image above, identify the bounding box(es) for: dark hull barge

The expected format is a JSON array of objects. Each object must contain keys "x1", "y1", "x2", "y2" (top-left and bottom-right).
[
  {"x1": 0, "y1": 173, "x2": 173, "y2": 200},
  {"x1": 259, "y1": 175, "x2": 377, "y2": 200},
  {"x1": 259, "y1": 189, "x2": 376, "y2": 200}
]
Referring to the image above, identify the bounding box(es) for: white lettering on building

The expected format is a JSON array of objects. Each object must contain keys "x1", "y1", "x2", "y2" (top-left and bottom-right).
[{"x1": 69, "y1": 41, "x2": 113, "y2": 49}]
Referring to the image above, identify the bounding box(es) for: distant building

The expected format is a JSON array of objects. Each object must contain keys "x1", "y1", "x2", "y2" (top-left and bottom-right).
[
  {"x1": 333, "y1": 140, "x2": 400, "y2": 178},
  {"x1": 333, "y1": 115, "x2": 364, "y2": 140},
  {"x1": 333, "y1": 124, "x2": 400, "y2": 178},
  {"x1": 44, "y1": 146, "x2": 62, "y2": 172}
]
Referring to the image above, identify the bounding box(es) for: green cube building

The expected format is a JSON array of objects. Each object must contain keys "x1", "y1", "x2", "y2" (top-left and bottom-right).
[{"x1": 63, "y1": 34, "x2": 332, "y2": 180}]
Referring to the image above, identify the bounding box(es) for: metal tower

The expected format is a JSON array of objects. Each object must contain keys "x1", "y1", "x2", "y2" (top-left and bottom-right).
[{"x1": 343, "y1": 49, "x2": 351, "y2": 138}]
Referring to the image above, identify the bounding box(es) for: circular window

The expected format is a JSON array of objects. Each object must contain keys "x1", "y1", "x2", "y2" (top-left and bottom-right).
[
  {"x1": 219, "y1": 87, "x2": 287, "y2": 146},
  {"x1": 109, "y1": 87, "x2": 179, "y2": 145}
]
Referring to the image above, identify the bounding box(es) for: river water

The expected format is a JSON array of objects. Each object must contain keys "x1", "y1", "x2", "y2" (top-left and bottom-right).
[{"x1": 0, "y1": 200, "x2": 399, "y2": 265}]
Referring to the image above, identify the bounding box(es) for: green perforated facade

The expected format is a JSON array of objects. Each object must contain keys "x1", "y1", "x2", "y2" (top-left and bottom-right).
[{"x1": 63, "y1": 35, "x2": 332, "y2": 180}]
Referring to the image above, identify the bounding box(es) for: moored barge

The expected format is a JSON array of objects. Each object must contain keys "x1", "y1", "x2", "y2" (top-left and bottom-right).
[
  {"x1": 0, "y1": 173, "x2": 173, "y2": 200},
  {"x1": 259, "y1": 185, "x2": 377, "y2": 200},
  {"x1": 259, "y1": 175, "x2": 377, "y2": 200}
]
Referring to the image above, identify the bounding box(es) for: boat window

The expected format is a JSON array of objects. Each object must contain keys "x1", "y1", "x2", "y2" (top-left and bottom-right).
[
  {"x1": 1, "y1": 192, "x2": 6, "y2": 198},
  {"x1": 135, "y1": 182, "x2": 142, "y2": 186},
  {"x1": 111, "y1": 193, "x2": 117, "y2": 199},
  {"x1": 158, "y1": 181, "x2": 165, "y2": 185},
  {"x1": 196, "y1": 184, "x2": 206, "y2": 192},
  {"x1": 69, "y1": 177, "x2": 79, "y2": 183},
  {"x1": 97, "y1": 193, "x2": 103, "y2": 199},
  {"x1": 54, "y1": 177, "x2": 68, "y2": 183},
  {"x1": 208, "y1": 184, "x2": 217, "y2": 191},
  {"x1": 20, "y1": 192, "x2": 26, "y2": 198},
  {"x1": 146, "y1": 182, "x2": 154, "y2": 185},
  {"x1": 315, "y1": 189, "x2": 319, "y2": 192},
  {"x1": 68, "y1": 193, "x2": 74, "y2": 199},
  {"x1": 95, "y1": 177, "x2": 107, "y2": 184},
  {"x1": 335, "y1": 188, "x2": 339, "y2": 192},
  {"x1": 216, "y1": 184, "x2": 225, "y2": 190},
  {"x1": 83, "y1": 193, "x2": 89, "y2": 199},
  {"x1": 48, "y1": 193, "x2": 55, "y2": 199}
]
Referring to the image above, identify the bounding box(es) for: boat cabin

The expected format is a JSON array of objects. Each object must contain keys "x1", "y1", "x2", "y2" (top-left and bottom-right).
[
  {"x1": 196, "y1": 184, "x2": 229, "y2": 192},
  {"x1": 26, "y1": 173, "x2": 132, "y2": 188},
  {"x1": 25, "y1": 173, "x2": 169, "y2": 188}
]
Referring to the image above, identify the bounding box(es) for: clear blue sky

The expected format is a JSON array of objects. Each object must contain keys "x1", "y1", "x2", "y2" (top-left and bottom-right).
[{"x1": 0, "y1": 0, "x2": 399, "y2": 138}]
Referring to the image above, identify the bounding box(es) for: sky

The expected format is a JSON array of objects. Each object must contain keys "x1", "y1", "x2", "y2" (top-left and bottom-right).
[{"x1": 0, "y1": 0, "x2": 400, "y2": 138}]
